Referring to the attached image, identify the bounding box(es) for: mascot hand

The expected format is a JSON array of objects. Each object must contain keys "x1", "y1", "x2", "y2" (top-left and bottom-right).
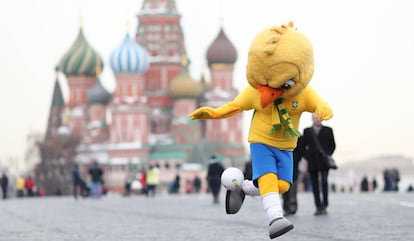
[
  {"x1": 189, "y1": 102, "x2": 242, "y2": 120},
  {"x1": 189, "y1": 107, "x2": 217, "y2": 120},
  {"x1": 315, "y1": 103, "x2": 333, "y2": 121}
]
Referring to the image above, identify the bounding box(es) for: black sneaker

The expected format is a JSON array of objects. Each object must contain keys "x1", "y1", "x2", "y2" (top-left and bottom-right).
[
  {"x1": 314, "y1": 207, "x2": 327, "y2": 216},
  {"x1": 225, "y1": 189, "x2": 245, "y2": 214},
  {"x1": 284, "y1": 210, "x2": 296, "y2": 216}
]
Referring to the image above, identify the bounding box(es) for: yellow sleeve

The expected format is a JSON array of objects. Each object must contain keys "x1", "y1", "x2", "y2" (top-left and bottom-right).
[
  {"x1": 189, "y1": 85, "x2": 255, "y2": 120},
  {"x1": 233, "y1": 85, "x2": 256, "y2": 110},
  {"x1": 303, "y1": 86, "x2": 333, "y2": 121}
]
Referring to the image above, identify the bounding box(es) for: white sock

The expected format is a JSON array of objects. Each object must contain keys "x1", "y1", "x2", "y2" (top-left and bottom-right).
[
  {"x1": 242, "y1": 180, "x2": 260, "y2": 196},
  {"x1": 262, "y1": 192, "x2": 283, "y2": 224}
]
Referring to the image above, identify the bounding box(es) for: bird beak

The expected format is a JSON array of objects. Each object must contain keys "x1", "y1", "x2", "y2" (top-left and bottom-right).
[{"x1": 257, "y1": 84, "x2": 283, "y2": 108}]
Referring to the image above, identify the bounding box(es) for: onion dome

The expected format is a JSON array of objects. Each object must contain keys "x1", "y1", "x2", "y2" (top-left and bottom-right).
[
  {"x1": 206, "y1": 28, "x2": 237, "y2": 66},
  {"x1": 110, "y1": 33, "x2": 150, "y2": 74},
  {"x1": 169, "y1": 56, "x2": 202, "y2": 98},
  {"x1": 58, "y1": 28, "x2": 104, "y2": 77},
  {"x1": 87, "y1": 78, "x2": 112, "y2": 105}
]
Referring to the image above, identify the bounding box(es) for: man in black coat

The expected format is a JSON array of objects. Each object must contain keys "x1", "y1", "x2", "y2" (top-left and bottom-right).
[
  {"x1": 302, "y1": 114, "x2": 336, "y2": 215},
  {"x1": 206, "y1": 155, "x2": 225, "y2": 204}
]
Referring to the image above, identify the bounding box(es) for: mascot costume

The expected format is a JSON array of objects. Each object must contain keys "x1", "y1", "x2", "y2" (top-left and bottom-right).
[{"x1": 189, "y1": 22, "x2": 333, "y2": 239}]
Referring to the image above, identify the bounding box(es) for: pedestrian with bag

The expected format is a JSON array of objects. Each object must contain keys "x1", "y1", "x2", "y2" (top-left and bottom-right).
[{"x1": 302, "y1": 113, "x2": 336, "y2": 215}]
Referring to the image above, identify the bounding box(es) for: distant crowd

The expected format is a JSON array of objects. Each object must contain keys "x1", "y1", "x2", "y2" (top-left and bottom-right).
[
  {"x1": 0, "y1": 173, "x2": 47, "y2": 199},
  {"x1": 1, "y1": 162, "x2": 413, "y2": 201}
]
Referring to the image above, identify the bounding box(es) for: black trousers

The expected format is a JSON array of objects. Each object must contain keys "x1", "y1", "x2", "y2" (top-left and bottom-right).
[
  {"x1": 282, "y1": 181, "x2": 298, "y2": 214},
  {"x1": 208, "y1": 179, "x2": 221, "y2": 203},
  {"x1": 309, "y1": 170, "x2": 329, "y2": 209}
]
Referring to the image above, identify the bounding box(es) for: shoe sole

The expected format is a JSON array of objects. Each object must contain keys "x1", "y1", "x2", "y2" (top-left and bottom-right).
[
  {"x1": 269, "y1": 217, "x2": 294, "y2": 239},
  {"x1": 225, "y1": 190, "x2": 245, "y2": 214},
  {"x1": 270, "y1": 224, "x2": 294, "y2": 239}
]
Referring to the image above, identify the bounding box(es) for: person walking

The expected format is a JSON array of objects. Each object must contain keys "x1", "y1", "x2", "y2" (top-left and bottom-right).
[
  {"x1": 72, "y1": 163, "x2": 82, "y2": 199},
  {"x1": 25, "y1": 176, "x2": 35, "y2": 197},
  {"x1": 139, "y1": 169, "x2": 147, "y2": 195},
  {"x1": 206, "y1": 155, "x2": 224, "y2": 204},
  {"x1": 1, "y1": 171, "x2": 9, "y2": 199},
  {"x1": 360, "y1": 176, "x2": 369, "y2": 192},
  {"x1": 192, "y1": 175, "x2": 202, "y2": 193},
  {"x1": 169, "y1": 174, "x2": 181, "y2": 194},
  {"x1": 282, "y1": 136, "x2": 304, "y2": 216},
  {"x1": 302, "y1": 113, "x2": 336, "y2": 215},
  {"x1": 146, "y1": 164, "x2": 160, "y2": 197},
  {"x1": 88, "y1": 161, "x2": 104, "y2": 198},
  {"x1": 16, "y1": 176, "x2": 25, "y2": 197}
]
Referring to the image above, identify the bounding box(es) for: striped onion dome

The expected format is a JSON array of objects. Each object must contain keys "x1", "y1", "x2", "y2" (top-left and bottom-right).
[
  {"x1": 58, "y1": 28, "x2": 104, "y2": 77},
  {"x1": 87, "y1": 78, "x2": 112, "y2": 105},
  {"x1": 206, "y1": 28, "x2": 237, "y2": 66},
  {"x1": 110, "y1": 33, "x2": 149, "y2": 74}
]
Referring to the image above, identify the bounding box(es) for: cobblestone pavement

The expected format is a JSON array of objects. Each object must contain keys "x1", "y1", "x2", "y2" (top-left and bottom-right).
[{"x1": 0, "y1": 192, "x2": 413, "y2": 241}]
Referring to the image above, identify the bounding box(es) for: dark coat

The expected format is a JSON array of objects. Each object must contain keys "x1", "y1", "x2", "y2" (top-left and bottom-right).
[
  {"x1": 206, "y1": 161, "x2": 224, "y2": 194},
  {"x1": 1, "y1": 174, "x2": 8, "y2": 189},
  {"x1": 292, "y1": 136, "x2": 305, "y2": 180},
  {"x1": 207, "y1": 162, "x2": 224, "y2": 182},
  {"x1": 89, "y1": 166, "x2": 103, "y2": 183},
  {"x1": 302, "y1": 126, "x2": 336, "y2": 172},
  {"x1": 72, "y1": 167, "x2": 81, "y2": 185}
]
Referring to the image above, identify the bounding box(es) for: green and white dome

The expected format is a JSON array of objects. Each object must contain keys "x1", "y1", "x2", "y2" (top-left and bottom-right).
[{"x1": 57, "y1": 28, "x2": 103, "y2": 77}]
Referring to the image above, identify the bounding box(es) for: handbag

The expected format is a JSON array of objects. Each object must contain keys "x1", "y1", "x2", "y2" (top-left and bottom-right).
[
  {"x1": 310, "y1": 129, "x2": 338, "y2": 170},
  {"x1": 324, "y1": 154, "x2": 338, "y2": 170}
]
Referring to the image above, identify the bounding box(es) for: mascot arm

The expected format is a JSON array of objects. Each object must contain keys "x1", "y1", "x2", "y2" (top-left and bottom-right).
[
  {"x1": 315, "y1": 102, "x2": 333, "y2": 121},
  {"x1": 189, "y1": 102, "x2": 243, "y2": 119},
  {"x1": 305, "y1": 87, "x2": 333, "y2": 121},
  {"x1": 189, "y1": 86, "x2": 254, "y2": 120}
]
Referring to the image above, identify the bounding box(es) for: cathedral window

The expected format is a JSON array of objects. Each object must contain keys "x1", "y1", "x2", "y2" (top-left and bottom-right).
[
  {"x1": 138, "y1": 25, "x2": 145, "y2": 35},
  {"x1": 164, "y1": 24, "x2": 171, "y2": 32}
]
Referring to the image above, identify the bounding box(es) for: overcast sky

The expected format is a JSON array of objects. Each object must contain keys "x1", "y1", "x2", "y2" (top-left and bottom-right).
[{"x1": 1, "y1": 0, "x2": 413, "y2": 165}]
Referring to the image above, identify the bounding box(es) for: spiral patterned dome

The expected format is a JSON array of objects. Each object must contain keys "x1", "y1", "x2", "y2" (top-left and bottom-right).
[
  {"x1": 206, "y1": 28, "x2": 237, "y2": 66},
  {"x1": 110, "y1": 33, "x2": 150, "y2": 74},
  {"x1": 87, "y1": 78, "x2": 112, "y2": 105},
  {"x1": 57, "y1": 28, "x2": 104, "y2": 77}
]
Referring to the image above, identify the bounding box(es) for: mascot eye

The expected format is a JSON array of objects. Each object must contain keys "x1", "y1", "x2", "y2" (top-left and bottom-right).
[{"x1": 281, "y1": 80, "x2": 295, "y2": 90}]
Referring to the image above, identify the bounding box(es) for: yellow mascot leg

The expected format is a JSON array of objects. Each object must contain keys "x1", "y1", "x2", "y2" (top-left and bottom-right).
[
  {"x1": 258, "y1": 173, "x2": 291, "y2": 196},
  {"x1": 258, "y1": 172, "x2": 293, "y2": 237}
]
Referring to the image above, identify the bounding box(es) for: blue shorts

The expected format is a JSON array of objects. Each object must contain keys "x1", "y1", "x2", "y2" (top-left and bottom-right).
[{"x1": 250, "y1": 143, "x2": 293, "y2": 184}]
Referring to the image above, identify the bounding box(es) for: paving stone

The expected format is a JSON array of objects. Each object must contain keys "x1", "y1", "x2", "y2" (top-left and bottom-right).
[{"x1": 0, "y1": 192, "x2": 413, "y2": 241}]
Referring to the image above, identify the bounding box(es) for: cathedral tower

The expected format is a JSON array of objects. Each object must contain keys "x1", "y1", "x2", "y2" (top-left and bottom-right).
[
  {"x1": 44, "y1": 69, "x2": 65, "y2": 141},
  {"x1": 109, "y1": 31, "x2": 151, "y2": 164},
  {"x1": 136, "y1": 0, "x2": 185, "y2": 144},
  {"x1": 57, "y1": 27, "x2": 103, "y2": 136},
  {"x1": 205, "y1": 27, "x2": 246, "y2": 161},
  {"x1": 168, "y1": 55, "x2": 203, "y2": 144},
  {"x1": 85, "y1": 68, "x2": 112, "y2": 144}
]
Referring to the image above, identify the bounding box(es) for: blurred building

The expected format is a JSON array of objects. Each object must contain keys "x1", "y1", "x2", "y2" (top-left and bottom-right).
[{"x1": 36, "y1": 0, "x2": 246, "y2": 195}]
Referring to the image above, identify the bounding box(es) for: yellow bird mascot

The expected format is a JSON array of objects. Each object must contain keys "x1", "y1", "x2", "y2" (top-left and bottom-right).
[{"x1": 189, "y1": 22, "x2": 333, "y2": 239}]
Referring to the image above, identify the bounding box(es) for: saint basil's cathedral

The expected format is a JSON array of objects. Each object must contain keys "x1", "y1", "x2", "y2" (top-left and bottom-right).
[{"x1": 36, "y1": 0, "x2": 246, "y2": 195}]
